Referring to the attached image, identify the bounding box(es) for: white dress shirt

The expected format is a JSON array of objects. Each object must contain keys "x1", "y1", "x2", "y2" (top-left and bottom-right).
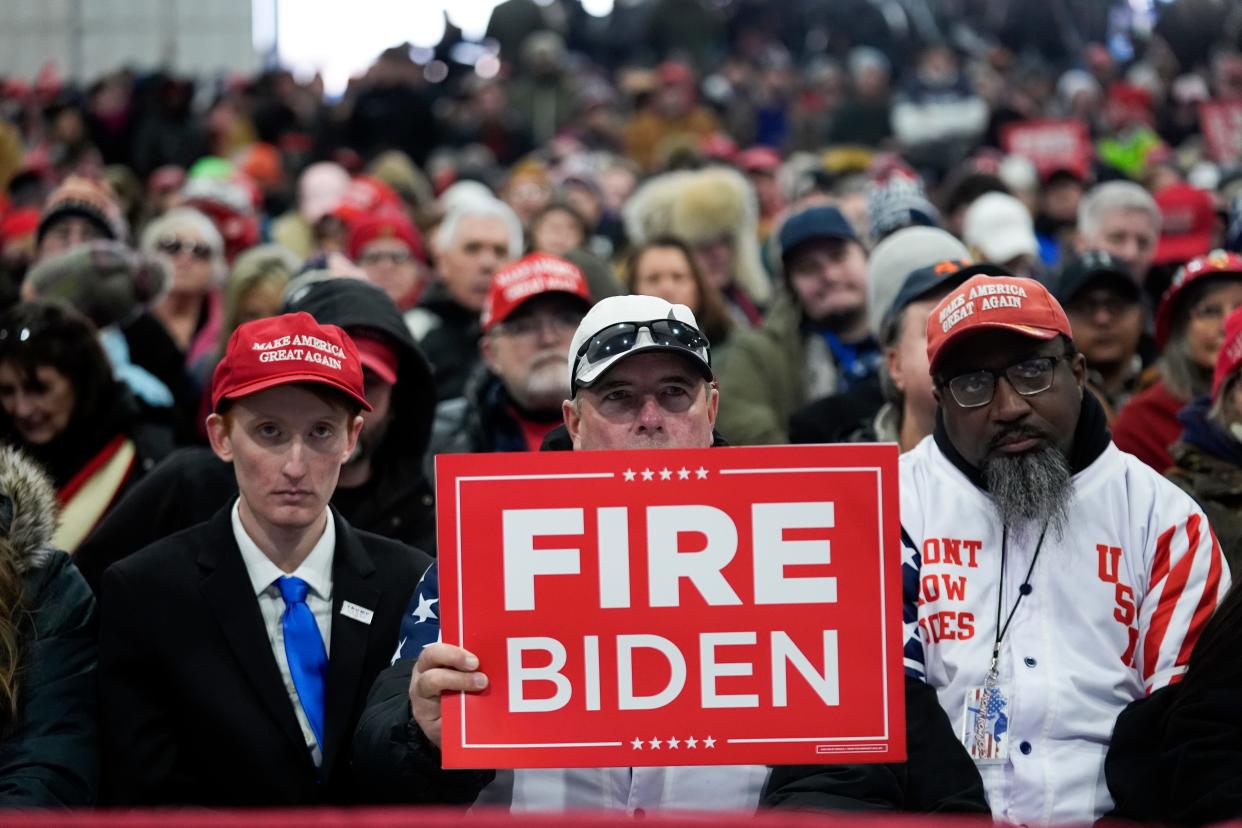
[
  {"x1": 476, "y1": 767, "x2": 770, "y2": 814},
  {"x1": 232, "y1": 500, "x2": 336, "y2": 766}
]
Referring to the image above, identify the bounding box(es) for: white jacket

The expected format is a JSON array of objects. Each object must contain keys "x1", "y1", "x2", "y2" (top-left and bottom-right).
[{"x1": 901, "y1": 437, "x2": 1229, "y2": 825}]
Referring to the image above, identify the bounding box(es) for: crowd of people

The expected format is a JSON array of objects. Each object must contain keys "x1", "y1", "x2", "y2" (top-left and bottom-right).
[{"x1": 0, "y1": 0, "x2": 1239, "y2": 821}]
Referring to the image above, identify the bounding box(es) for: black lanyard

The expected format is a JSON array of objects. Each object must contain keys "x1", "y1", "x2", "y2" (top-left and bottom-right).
[{"x1": 988, "y1": 524, "x2": 1048, "y2": 682}]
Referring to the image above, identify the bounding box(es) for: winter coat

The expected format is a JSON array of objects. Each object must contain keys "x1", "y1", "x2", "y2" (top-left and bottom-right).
[
  {"x1": 1167, "y1": 397, "x2": 1242, "y2": 576},
  {"x1": 0, "y1": 446, "x2": 97, "y2": 807},
  {"x1": 716, "y1": 291, "x2": 881, "y2": 445},
  {"x1": 1112, "y1": 377, "x2": 1186, "y2": 473},
  {"x1": 428, "y1": 367, "x2": 560, "y2": 460},
  {"x1": 404, "y1": 280, "x2": 483, "y2": 402}
]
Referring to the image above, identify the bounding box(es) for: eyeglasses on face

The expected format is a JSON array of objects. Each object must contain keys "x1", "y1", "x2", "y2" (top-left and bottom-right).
[
  {"x1": 940, "y1": 355, "x2": 1064, "y2": 408},
  {"x1": 157, "y1": 237, "x2": 212, "y2": 261}
]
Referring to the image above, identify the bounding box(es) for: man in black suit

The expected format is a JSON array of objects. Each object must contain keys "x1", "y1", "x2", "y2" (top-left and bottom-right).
[{"x1": 98, "y1": 311, "x2": 431, "y2": 806}]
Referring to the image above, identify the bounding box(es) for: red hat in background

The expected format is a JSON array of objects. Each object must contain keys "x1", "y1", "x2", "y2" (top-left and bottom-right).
[
  {"x1": 332, "y1": 176, "x2": 402, "y2": 228},
  {"x1": 346, "y1": 210, "x2": 425, "y2": 264},
  {"x1": 657, "y1": 61, "x2": 695, "y2": 86},
  {"x1": 1154, "y1": 183, "x2": 1217, "y2": 266},
  {"x1": 350, "y1": 333, "x2": 399, "y2": 385},
  {"x1": 1214, "y1": 306, "x2": 1242, "y2": 399},
  {"x1": 926, "y1": 274, "x2": 1072, "y2": 373},
  {"x1": 1155, "y1": 249, "x2": 1242, "y2": 347},
  {"x1": 211, "y1": 311, "x2": 371, "y2": 412},
  {"x1": 0, "y1": 208, "x2": 40, "y2": 244},
  {"x1": 481, "y1": 253, "x2": 592, "y2": 332},
  {"x1": 736, "y1": 146, "x2": 782, "y2": 173}
]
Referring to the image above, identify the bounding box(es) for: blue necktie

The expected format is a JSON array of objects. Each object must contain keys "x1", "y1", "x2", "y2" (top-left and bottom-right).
[{"x1": 276, "y1": 576, "x2": 327, "y2": 750}]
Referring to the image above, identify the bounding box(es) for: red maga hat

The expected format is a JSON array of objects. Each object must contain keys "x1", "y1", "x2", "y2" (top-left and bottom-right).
[
  {"x1": 480, "y1": 253, "x2": 592, "y2": 332},
  {"x1": 1214, "y1": 306, "x2": 1242, "y2": 399},
  {"x1": 1155, "y1": 249, "x2": 1242, "y2": 348},
  {"x1": 211, "y1": 311, "x2": 371, "y2": 412},
  {"x1": 926, "y1": 274, "x2": 1072, "y2": 373}
]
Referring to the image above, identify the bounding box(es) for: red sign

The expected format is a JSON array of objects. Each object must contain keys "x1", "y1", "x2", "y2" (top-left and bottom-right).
[
  {"x1": 1200, "y1": 100, "x2": 1242, "y2": 166},
  {"x1": 1001, "y1": 118, "x2": 1092, "y2": 180},
  {"x1": 435, "y1": 444, "x2": 904, "y2": 769}
]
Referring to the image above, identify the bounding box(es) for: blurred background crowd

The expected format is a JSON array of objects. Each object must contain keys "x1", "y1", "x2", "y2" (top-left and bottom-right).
[{"x1": 2, "y1": 0, "x2": 1242, "y2": 567}]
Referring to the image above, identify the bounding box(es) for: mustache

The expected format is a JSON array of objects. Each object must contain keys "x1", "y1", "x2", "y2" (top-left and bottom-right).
[{"x1": 987, "y1": 425, "x2": 1048, "y2": 453}]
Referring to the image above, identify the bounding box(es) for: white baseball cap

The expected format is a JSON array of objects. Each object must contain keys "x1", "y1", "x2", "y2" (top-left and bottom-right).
[
  {"x1": 568, "y1": 295, "x2": 712, "y2": 394},
  {"x1": 963, "y1": 192, "x2": 1040, "y2": 264}
]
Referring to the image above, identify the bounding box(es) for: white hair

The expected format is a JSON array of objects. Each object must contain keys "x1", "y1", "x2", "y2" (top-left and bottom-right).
[
  {"x1": 434, "y1": 198, "x2": 524, "y2": 259},
  {"x1": 1078, "y1": 181, "x2": 1161, "y2": 239},
  {"x1": 139, "y1": 206, "x2": 227, "y2": 285}
]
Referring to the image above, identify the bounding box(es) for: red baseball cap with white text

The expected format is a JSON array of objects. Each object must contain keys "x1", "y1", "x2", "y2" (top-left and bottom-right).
[
  {"x1": 211, "y1": 311, "x2": 371, "y2": 412},
  {"x1": 481, "y1": 252, "x2": 592, "y2": 332},
  {"x1": 926, "y1": 274, "x2": 1072, "y2": 373}
]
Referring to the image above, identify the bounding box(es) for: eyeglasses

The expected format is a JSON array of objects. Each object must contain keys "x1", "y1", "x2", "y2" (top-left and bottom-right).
[
  {"x1": 572, "y1": 318, "x2": 709, "y2": 383},
  {"x1": 157, "y1": 237, "x2": 212, "y2": 261},
  {"x1": 359, "y1": 250, "x2": 413, "y2": 267},
  {"x1": 940, "y1": 355, "x2": 1064, "y2": 409}
]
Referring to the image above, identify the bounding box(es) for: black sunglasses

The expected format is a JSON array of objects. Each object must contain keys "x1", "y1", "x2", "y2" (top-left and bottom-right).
[
  {"x1": 572, "y1": 318, "x2": 710, "y2": 385},
  {"x1": 158, "y1": 237, "x2": 213, "y2": 261}
]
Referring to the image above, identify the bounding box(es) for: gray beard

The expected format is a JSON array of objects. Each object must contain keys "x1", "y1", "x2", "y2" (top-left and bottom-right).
[{"x1": 982, "y1": 443, "x2": 1073, "y2": 539}]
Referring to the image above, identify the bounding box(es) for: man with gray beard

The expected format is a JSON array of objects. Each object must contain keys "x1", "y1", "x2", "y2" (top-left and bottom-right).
[
  {"x1": 429, "y1": 253, "x2": 593, "y2": 455},
  {"x1": 899, "y1": 273, "x2": 1225, "y2": 823},
  {"x1": 769, "y1": 273, "x2": 1228, "y2": 823}
]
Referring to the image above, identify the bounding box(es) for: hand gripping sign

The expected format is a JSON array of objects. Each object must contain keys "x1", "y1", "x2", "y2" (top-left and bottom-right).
[{"x1": 435, "y1": 444, "x2": 904, "y2": 768}]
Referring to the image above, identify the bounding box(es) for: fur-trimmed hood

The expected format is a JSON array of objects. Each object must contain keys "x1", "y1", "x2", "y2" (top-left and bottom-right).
[
  {"x1": 622, "y1": 165, "x2": 772, "y2": 304},
  {"x1": 0, "y1": 446, "x2": 59, "y2": 571}
]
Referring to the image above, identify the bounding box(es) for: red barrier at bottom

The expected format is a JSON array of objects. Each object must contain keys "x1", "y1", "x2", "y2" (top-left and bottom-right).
[{"x1": 0, "y1": 808, "x2": 1043, "y2": 827}]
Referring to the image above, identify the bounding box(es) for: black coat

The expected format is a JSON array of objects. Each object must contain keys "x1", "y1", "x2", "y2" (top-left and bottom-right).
[
  {"x1": 98, "y1": 505, "x2": 431, "y2": 806},
  {"x1": 762, "y1": 677, "x2": 990, "y2": 814}
]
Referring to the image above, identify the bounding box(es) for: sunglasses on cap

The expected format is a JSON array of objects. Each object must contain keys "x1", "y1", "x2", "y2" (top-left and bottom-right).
[
  {"x1": 572, "y1": 318, "x2": 710, "y2": 388},
  {"x1": 157, "y1": 237, "x2": 213, "y2": 261}
]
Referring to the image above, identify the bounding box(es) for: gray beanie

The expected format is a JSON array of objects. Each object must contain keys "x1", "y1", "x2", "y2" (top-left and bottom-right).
[{"x1": 866, "y1": 226, "x2": 970, "y2": 338}]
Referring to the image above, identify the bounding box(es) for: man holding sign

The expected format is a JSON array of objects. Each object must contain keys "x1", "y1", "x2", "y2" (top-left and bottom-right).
[
  {"x1": 355, "y1": 295, "x2": 772, "y2": 810},
  {"x1": 353, "y1": 296, "x2": 987, "y2": 814}
]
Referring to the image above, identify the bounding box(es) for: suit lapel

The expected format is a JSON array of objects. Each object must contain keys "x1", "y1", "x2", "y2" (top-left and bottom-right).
[
  {"x1": 320, "y1": 510, "x2": 380, "y2": 780},
  {"x1": 197, "y1": 506, "x2": 311, "y2": 764}
]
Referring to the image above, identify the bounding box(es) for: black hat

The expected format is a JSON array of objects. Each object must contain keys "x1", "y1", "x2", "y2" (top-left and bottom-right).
[
  {"x1": 1050, "y1": 251, "x2": 1141, "y2": 306},
  {"x1": 882, "y1": 259, "x2": 1011, "y2": 335}
]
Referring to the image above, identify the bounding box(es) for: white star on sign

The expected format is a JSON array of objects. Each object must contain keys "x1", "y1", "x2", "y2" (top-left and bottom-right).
[
  {"x1": 641, "y1": 468, "x2": 655, "y2": 481},
  {"x1": 412, "y1": 594, "x2": 439, "y2": 624},
  {"x1": 677, "y1": 467, "x2": 690, "y2": 480},
  {"x1": 659, "y1": 467, "x2": 673, "y2": 481},
  {"x1": 623, "y1": 468, "x2": 636, "y2": 482},
  {"x1": 631, "y1": 737, "x2": 644, "y2": 750},
  {"x1": 667, "y1": 736, "x2": 680, "y2": 749},
  {"x1": 703, "y1": 736, "x2": 716, "y2": 748},
  {"x1": 695, "y1": 467, "x2": 709, "y2": 479},
  {"x1": 685, "y1": 736, "x2": 698, "y2": 748},
  {"x1": 648, "y1": 737, "x2": 661, "y2": 749}
]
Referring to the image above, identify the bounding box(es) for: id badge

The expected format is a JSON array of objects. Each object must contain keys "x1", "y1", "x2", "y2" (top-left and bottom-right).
[{"x1": 962, "y1": 684, "x2": 1010, "y2": 762}]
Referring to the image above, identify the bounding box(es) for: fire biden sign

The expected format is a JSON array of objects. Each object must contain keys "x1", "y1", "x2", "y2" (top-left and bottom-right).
[{"x1": 435, "y1": 444, "x2": 903, "y2": 768}]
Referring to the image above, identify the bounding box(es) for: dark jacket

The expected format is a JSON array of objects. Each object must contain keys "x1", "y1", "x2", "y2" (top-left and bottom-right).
[
  {"x1": 405, "y1": 280, "x2": 483, "y2": 402},
  {"x1": 763, "y1": 677, "x2": 989, "y2": 814},
  {"x1": 0, "y1": 447, "x2": 97, "y2": 807},
  {"x1": 74, "y1": 279, "x2": 440, "y2": 592},
  {"x1": 98, "y1": 504, "x2": 431, "y2": 807},
  {"x1": 429, "y1": 366, "x2": 562, "y2": 458},
  {"x1": 1106, "y1": 583, "x2": 1242, "y2": 825},
  {"x1": 1167, "y1": 397, "x2": 1242, "y2": 577}
]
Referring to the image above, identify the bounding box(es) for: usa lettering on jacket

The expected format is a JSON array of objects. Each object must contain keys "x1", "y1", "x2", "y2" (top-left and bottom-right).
[{"x1": 900, "y1": 437, "x2": 1229, "y2": 826}]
